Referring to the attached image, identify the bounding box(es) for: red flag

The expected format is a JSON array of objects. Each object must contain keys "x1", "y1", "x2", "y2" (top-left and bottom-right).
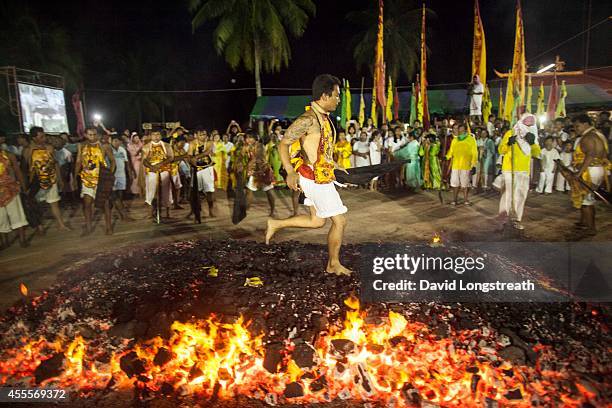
[
  {"x1": 375, "y1": 0, "x2": 386, "y2": 111},
  {"x1": 71, "y1": 90, "x2": 85, "y2": 138},
  {"x1": 393, "y1": 85, "x2": 399, "y2": 120},
  {"x1": 546, "y1": 74, "x2": 559, "y2": 121}
]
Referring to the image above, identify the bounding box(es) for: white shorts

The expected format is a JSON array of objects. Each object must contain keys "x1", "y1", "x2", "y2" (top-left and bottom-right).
[
  {"x1": 35, "y1": 183, "x2": 60, "y2": 204},
  {"x1": 246, "y1": 175, "x2": 274, "y2": 192},
  {"x1": 450, "y1": 169, "x2": 471, "y2": 188},
  {"x1": 583, "y1": 166, "x2": 605, "y2": 206},
  {"x1": 0, "y1": 194, "x2": 28, "y2": 233},
  {"x1": 197, "y1": 168, "x2": 215, "y2": 193},
  {"x1": 81, "y1": 184, "x2": 97, "y2": 199},
  {"x1": 299, "y1": 175, "x2": 347, "y2": 218}
]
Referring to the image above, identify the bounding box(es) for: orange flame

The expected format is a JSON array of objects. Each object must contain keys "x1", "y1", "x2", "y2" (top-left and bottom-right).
[
  {"x1": 0, "y1": 299, "x2": 605, "y2": 406},
  {"x1": 19, "y1": 283, "x2": 28, "y2": 297}
]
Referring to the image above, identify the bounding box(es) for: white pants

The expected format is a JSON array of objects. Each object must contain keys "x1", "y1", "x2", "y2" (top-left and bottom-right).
[
  {"x1": 536, "y1": 171, "x2": 555, "y2": 193},
  {"x1": 299, "y1": 175, "x2": 347, "y2": 218},
  {"x1": 583, "y1": 166, "x2": 605, "y2": 206},
  {"x1": 499, "y1": 171, "x2": 530, "y2": 222},
  {"x1": 0, "y1": 195, "x2": 28, "y2": 233},
  {"x1": 196, "y1": 168, "x2": 215, "y2": 193},
  {"x1": 555, "y1": 171, "x2": 570, "y2": 192},
  {"x1": 145, "y1": 171, "x2": 173, "y2": 207}
]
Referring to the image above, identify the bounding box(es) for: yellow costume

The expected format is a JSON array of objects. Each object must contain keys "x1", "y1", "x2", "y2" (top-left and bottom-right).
[
  {"x1": 30, "y1": 147, "x2": 57, "y2": 189},
  {"x1": 213, "y1": 141, "x2": 228, "y2": 190},
  {"x1": 498, "y1": 130, "x2": 541, "y2": 173},
  {"x1": 334, "y1": 140, "x2": 352, "y2": 169},
  {"x1": 79, "y1": 143, "x2": 106, "y2": 189},
  {"x1": 147, "y1": 143, "x2": 171, "y2": 173}
]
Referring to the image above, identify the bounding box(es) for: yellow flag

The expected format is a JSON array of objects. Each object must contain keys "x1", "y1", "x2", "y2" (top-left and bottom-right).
[
  {"x1": 358, "y1": 91, "x2": 365, "y2": 127},
  {"x1": 345, "y1": 80, "x2": 352, "y2": 122},
  {"x1": 498, "y1": 87, "x2": 504, "y2": 119},
  {"x1": 556, "y1": 80, "x2": 567, "y2": 118},
  {"x1": 503, "y1": 73, "x2": 514, "y2": 122},
  {"x1": 472, "y1": 0, "x2": 487, "y2": 84},
  {"x1": 482, "y1": 85, "x2": 492, "y2": 123},
  {"x1": 511, "y1": 0, "x2": 526, "y2": 111},
  {"x1": 370, "y1": 82, "x2": 378, "y2": 127},
  {"x1": 536, "y1": 81, "x2": 545, "y2": 118},
  {"x1": 386, "y1": 76, "x2": 394, "y2": 122}
]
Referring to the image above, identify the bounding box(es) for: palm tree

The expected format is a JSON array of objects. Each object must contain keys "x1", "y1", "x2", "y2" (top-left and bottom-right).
[
  {"x1": 348, "y1": 0, "x2": 434, "y2": 84},
  {"x1": 189, "y1": 0, "x2": 316, "y2": 99}
]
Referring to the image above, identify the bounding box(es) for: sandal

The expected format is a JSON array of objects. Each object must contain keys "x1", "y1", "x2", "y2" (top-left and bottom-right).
[
  {"x1": 464, "y1": 201, "x2": 473, "y2": 206},
  {"x1": 450, "y1": 201, "x2": 457, "y2": 206}
]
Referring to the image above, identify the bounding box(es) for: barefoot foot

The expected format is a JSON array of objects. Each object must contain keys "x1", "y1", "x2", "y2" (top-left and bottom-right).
[
  {"x1": 265, "y1": 219, "x2": 279, "y2": 245},
  {"x1": 326, "y1": 262, "x2": 352, "y2": 276}
]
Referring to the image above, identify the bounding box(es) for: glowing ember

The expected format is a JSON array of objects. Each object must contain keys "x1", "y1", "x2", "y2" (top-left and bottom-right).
[
  {"x1": 0, "y1": 298, "x2": 606, "y2": 406},
  {"x1": 19, "y1": 283, "x2": 28, "y2": 297},
  {"x1": 430, "y1": 233, "x2": 443, "y2": 247}
]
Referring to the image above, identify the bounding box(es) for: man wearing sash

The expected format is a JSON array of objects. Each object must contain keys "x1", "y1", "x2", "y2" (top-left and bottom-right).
[
  {"x1": 74, "y1": 127, "x2": 116, "y2": 235},
  {"x1": 187, "y1": 129, "x2": 215, "y2": 218},
  {"x1": 142, "y1": 129, "x2": 174, "y2": 218},
  {"x1": 569, "y1": 114, "x2": 610, "y2": 235},
  {"x1": 23, "y1": 126, "x2": 70, "y2": 232},
  {"x1": 265, "y1": 74, "x2": 350, "y2": 276}
]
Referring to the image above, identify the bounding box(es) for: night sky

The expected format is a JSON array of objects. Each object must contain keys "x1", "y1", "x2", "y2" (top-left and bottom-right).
[{"x1": 13, "y1": 0, "x2": 612, "y2": 130}]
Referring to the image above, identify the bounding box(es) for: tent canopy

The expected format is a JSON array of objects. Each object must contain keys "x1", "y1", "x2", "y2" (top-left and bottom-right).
[{"x1": 250, "y1": 84, "x2": 612, "y2": 121}]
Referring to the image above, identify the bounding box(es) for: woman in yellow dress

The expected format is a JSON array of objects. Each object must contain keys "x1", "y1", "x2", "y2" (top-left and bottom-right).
[
  {"x1": 212, "y1": 133, "x2": 228, "y2": 190},
  {"x1": 334, "y1": 130, "x2": 352, "y2": 170}
]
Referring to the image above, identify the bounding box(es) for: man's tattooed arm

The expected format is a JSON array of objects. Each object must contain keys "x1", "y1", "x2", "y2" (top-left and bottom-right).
[{"x1": 281, "y1": 114, "x2": 314, "y2": 146}]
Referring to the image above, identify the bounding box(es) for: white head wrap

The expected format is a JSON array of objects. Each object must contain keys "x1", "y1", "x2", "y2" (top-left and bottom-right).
[{"x1": 513, "y1": 113, "x2": 538, "y2": 156}]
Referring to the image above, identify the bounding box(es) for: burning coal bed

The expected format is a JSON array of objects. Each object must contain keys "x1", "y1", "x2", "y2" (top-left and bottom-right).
[{"x1": 0, "y1": 239, "x2": 610, "y2": 407}]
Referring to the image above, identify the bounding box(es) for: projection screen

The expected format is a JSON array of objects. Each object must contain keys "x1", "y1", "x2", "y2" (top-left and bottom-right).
[{"x1": 18, "y1": 83, "x2": 69, "y2": 133}]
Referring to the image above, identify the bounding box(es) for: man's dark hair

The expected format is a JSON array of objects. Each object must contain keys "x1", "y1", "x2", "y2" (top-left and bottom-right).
[
  {"x1": 245, "y1": 129, "x2": 258, "y2": 140},
  {"x1": 544, "y1": 136, "x2": 553, "y2": 142},
  {"x1": 572, "y1": 114, "x2": 592, "y2": 126},
  {"x1": 85, "y1": 125, "x2": 98, "y2": 133},
  {"x1": 312, "y1": 74, "x2": 341, "y2": 101},
  {"x1": 29, "y1": 126, "x2": 44, "y2": 139},
  {"x1": 111, "y1": 135, "x2": 122, "y2": 141}
]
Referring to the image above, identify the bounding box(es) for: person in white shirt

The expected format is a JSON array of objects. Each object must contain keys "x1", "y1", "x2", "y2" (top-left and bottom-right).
[
  {"x1": 469, "y1": 75, "x2": 484, "y2": 124},
  {"x1": 555, "y1": 141, "x2": 573, "y2": 192},
  {"x1": 384, "y1": 126, "x2": 407, "y2": 153},
  {"x1": 486, "y1": 114, "x2": 496, "y2": 137},
  {"x1": 369, "y1": 130, "x2": 383, "y2": 190},
  {"x1": 353, "y1": 132, "x2": 370, "y2": 168},
  {"x1": 222, "y1": 133, "x2": 234, "y2": 170},
  {"x1": 536, "y1": 137, "x2": 560, "y2": 194},
  {"x1": 53, "y1": 138, "x2": 73, "y2": 195}
]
